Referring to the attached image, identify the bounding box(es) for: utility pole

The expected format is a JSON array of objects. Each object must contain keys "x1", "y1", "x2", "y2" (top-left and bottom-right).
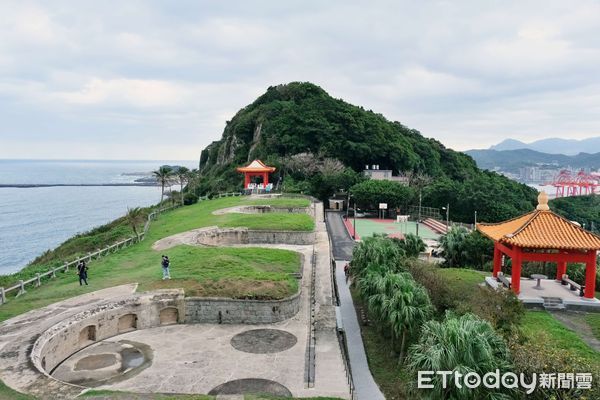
[
  {"x1": 353, "y1": 197, "x2": 357, "y2": 240},
  {"x1": 446, "y1": 203, "x2": 450, "y2": 229}
]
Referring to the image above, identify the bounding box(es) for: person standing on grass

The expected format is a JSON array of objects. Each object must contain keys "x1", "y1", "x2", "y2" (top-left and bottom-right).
[
  {"x1": 77, "y1": 260, "x2": 88, "y2": 286},
  {"x1": 161, "y1": 255, "x2": 171, "y2": 280}
]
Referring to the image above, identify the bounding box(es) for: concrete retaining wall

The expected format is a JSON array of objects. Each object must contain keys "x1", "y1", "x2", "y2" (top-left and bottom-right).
[
  {"x1": 184, "y1": 291, "x2": 301, "y2": 324},
  {"x1": 31, "y1": 290, "x2": 185, "y2": 374},
  {"x1": 191, "y1": 227, "x2": 315, "y2": 246}
]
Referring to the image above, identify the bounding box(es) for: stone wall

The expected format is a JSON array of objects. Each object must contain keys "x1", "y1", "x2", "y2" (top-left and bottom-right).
[
  {"x1": 190, "y1": 227, "x2": 315, "y2": 246},
  {"x1": 31, "y1": 290, "x2": 185, "y2": 374},
  {"x1": 184, "y1": 291, "x2": 302, "y2": 324},
  {"x1": 248, "y1": 230, "x2": 315, "y2": 245}
]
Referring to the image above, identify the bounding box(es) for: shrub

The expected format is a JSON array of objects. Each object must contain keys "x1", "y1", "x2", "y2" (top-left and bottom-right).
[
  {"x1": 406, "y1": 312, "x2": 515, "y2": 400},
  {"x1": 469, "y1": 287, "x2": 525, "y2": 339},
  {"x1": 183, "y1": 192, "x2": 199, "y2": 205},
  {"x1": 394, "y1": 233, "x2": 426, "y2": 258},
  {"x1": 510, "y1": 334, "x2": 600, "y2": 400},
  {"x1": 404, "y1": 260, "x2": 456, "y2": 314}
]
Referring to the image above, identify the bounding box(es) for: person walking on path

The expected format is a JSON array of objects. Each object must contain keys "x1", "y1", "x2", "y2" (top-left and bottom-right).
[
  {"x1": 161, "y1": 255, "x2": 171, "y2": 280},
  {"x1": 77, "y1": 260, "x2": 89, "y2": 286}
]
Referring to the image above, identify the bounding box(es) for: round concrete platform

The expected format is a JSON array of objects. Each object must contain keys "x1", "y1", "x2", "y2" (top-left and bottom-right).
[
  {"x1": 231, "y1": 328, "x2": 297, "y2": 354},
  {"x1": 208, "y1": 378, "x2": 292, "y2": 397}
]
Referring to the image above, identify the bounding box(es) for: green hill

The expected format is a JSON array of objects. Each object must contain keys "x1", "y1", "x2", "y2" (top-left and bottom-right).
[{"x1": 197, "y1": 82, "x2": 537, "y2": 222}]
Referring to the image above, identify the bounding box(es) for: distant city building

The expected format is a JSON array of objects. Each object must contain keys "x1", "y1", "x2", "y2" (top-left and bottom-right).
[{"x1": 363, "y1": 165, "x2": 409, "y2": 184}]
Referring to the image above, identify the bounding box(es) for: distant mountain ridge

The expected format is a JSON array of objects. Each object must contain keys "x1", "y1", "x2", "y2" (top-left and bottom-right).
[
  {"x1": 465, "y1": 148, "x2": 600, "y2": 173},
  {"x1": 489, "y1": 137, "x2": 600, "y2": 155}
]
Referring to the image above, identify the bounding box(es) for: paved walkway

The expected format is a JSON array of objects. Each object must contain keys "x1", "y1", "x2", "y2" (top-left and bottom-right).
[{"x1": 326, "y1": 211, "x2": 385, "y2": 400}]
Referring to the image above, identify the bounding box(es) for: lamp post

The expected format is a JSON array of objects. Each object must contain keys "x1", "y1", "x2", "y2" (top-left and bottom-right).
[
  {"x1": 442, "y1": 203, "x2": 449, "y2": 230},
  {"x1": 474, "y1": 210, "x2": 477, "y2": 227}
]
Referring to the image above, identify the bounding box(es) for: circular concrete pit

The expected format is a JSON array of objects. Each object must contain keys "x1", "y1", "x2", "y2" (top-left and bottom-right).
[
  {"x1": 230, "y1": 328, "x2": 298, "y2": 354},
  {"x1": 51, "y1": 340, "x2": 152, "y2": 387},
  {"x1": 208, "y1": 378, "x2": 292, "y2": 397}
]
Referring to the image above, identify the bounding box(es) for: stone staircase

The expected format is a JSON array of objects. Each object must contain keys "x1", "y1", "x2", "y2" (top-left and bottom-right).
[
  {"x1": 542, "y1": 297, "x2": 565, "y2": 311},
  {"x1": 422, "y1": 218, "x2": 448, "y2": 234}
]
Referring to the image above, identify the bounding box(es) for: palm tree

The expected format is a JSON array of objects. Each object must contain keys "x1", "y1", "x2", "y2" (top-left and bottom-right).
[
  {"x1": 350, "y1": 235, "x2": 406, "y2": 279},
  {"x1": 398, "y1": 233, "x2": 426, "y2": 258},
  {"x1": 125, "y1": 207, "x2": 146, "y2": 239},
  {"x1": 406, "y1": 312, "x2": 513, "y2": 400},
  {"x1": 366, "y1": 272, "x2": 433, "y2": 361},
  {"x1": 175, "y1": 166, "x2": 190, "y2": 206},
  {"x1": 153, "y1": 166, "x2": 173, "y2": 205},
  {"x1": 439, "y1": 226, "x2": 469, "y2": 267}
]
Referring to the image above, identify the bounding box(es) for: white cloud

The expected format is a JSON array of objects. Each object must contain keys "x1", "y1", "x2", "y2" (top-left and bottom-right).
[{"x1": 1, "y1": 0, "x2": 600, "y2": 159}]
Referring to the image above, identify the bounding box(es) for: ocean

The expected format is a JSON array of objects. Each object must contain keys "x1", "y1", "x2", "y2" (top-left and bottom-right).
[{"x1": 0, "y1": 160, "x2": 197, "y2": 275}]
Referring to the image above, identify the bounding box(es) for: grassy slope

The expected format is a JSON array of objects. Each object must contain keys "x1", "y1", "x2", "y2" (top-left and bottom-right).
[
  {"x1": 0, "y1": 196, "x2": 313, "y2": 322},
  {"x1": 586, "y1": 314, "x2": 600, "y2": 341},
  {"x1": 522, "y1": 311, "x2": 600, "y2": 364}
]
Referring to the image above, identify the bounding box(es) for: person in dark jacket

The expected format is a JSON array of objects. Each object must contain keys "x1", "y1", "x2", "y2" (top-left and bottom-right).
[
  {"x1": 77, "y1": 260, "x2": 88, "y2": 286},
  {"x1": 161, "y1": 255, "x2": 171, "y2": 280}
]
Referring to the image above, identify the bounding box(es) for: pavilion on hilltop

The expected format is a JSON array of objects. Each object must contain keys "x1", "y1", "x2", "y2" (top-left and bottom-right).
[
  {"x1": 236, "y1": 159, "x2": 276, "y2": 189},
  {"x1": 476, "y1": 191, "x2": 600, "y2": 299}
]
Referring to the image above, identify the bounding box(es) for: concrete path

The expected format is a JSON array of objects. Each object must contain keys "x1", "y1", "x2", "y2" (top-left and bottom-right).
[
  {"x1": 326, "y1": 211, "x2": 385, "y2": 400},
  {"x1": 326, "y1": 211, "x2": 355, "y2": 260}
]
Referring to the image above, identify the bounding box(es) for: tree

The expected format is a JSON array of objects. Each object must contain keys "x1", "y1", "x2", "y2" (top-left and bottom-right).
[
  {"x1": 438, "y1": 226, "x2": 469, "y2": 267},
  {"x1": 350, "y1": 179, "x2": 416, "y2": 212},
  {"x1": 407, "y1": 312, "x2": 514, "y2": 400},
  {"x1": 350, "y1": 235, "x2": 406, "y2": 279},
  {"x1": 395, "y1": 233, "x2": 426, "y2": 258},
  {"x1": 175, "y1": 166, "x2": 190, "y2": 205},
  {"x1": 367, "y1": 272, "x2": 433, "y2": 362},
  {"x1": 125, "y1": 207, "x2": 146, "y2": 239},
  {"x1": 153, "y1": 166, "x2": 173, "y2": 205}
]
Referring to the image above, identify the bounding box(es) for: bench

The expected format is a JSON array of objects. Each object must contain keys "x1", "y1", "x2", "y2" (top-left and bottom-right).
[
  {"x1": 496, "y1": 272, "x2": 511, "y2": 289},
  {"x1": 561, "y1": 274, "x2": 585, "y2": 297}
]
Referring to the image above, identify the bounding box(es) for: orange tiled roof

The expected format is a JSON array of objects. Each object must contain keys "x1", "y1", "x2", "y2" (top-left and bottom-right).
[
  {"x1": 236, "y1": 159, "x2": 276, "y2": 173},
  {"x1": 477, "y1": 210, "x2": 600, "y2": 250}
]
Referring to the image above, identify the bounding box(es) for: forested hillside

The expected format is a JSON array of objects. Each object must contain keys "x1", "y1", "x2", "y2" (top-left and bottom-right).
[{"x1": 197, "y1": 82, "x2": 537, "y2": 222}]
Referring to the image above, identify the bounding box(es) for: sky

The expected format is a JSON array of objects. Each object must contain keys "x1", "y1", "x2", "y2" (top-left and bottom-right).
[{"x1": 1, "y1": 0, "x2": 599, "y2": 160}]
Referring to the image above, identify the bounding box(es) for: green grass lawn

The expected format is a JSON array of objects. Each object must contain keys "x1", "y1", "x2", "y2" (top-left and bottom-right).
[
  {"x1": 586, "y1": 313, "x2": 600, "y2": 341},
  {"x1": 522, "y1": 311, "x2": 600, "y2": 364},
  {"x1": 0, "y1": 196, "x2": 312, "y2": 322}
]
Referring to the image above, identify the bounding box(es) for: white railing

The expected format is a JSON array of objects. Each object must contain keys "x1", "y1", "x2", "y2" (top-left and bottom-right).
[
  {"x1": 0, "y1": 203, "x2": 181, "y2": 305},
  {"x1": 0, "y1": 190, "x2": 261, "y2": 305}
]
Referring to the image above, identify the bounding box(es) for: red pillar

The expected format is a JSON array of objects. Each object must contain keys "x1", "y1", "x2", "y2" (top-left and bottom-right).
[
  {"x1": 512, "y1": 247, "x2": 522, "y2": 295},
  {"x1": 244, "y1": 173, "x2": 250, "y2": 188},
  {"x1": 263, "y1": 172, "x2": 269, "y2": 186},
  {"x1": 493, "y1": 243, "x2": 502, "y2": 277},
  {"x1": 584, "y1": 250, "x2": 597, "y2": 299},
  {"x1": 556, "y1": 261, "x2": 567, "y2": 281}
]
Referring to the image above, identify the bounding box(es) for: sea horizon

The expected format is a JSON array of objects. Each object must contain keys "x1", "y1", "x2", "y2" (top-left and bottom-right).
[{"x1": 0, "y1": 159, "x2": 198, "y2": 275}]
